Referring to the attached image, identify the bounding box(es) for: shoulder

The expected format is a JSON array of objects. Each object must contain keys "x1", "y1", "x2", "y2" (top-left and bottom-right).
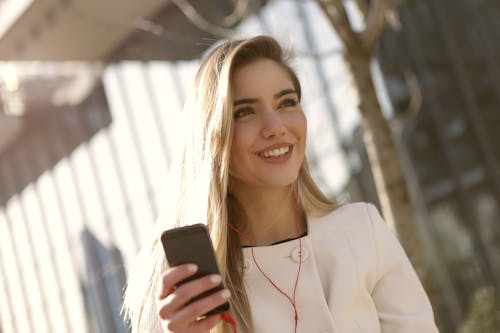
[
  {"x1": 307, "y1": 202, "x2": 384, "y2": 290},
  {"x1": 307, "y1": 202, "x2": 386, "y2": 258},
  {"x1": 308, "y1": 201, "x2": 382, "y2": 233}
]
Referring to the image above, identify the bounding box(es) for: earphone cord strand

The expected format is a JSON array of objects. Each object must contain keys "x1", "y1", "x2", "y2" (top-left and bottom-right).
[
  {"x1": 222, "y1": 311, "x2": 238, "y2": 333},
  {"x1": 228, "y1": 177, "x2": 303, "y2": 333}
]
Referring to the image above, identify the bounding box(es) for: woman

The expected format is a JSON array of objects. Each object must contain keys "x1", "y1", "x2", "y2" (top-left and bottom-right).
[{"x1": 123, "y1": 35, "x2": 439, "y2": 333}]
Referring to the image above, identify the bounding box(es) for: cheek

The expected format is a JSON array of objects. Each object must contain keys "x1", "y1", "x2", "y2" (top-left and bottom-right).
[
  {"x1": 229, "y1": 143, "x2": 239, "y2": 172},
  {"x1": 301, "y1": 115, "x2": 307, "y2": 136},
  {"x1": 293, "y1": 113, "x2": 307, "y2": 159},
  {"x1": 231, "y1": 123, "x2": 255, "y2": 153},
  {"x1": 229, "y1": 146, "x2": 240, "y2": 165},
  {"x1": 293, "y1": 112, "x2": 307, "y2": 141},
  {"x1": 229, "y1": 128, "x2": 248, "y2": 172}
]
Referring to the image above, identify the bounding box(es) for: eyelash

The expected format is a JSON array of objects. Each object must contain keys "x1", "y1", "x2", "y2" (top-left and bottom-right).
[
  {"x1": 233, "y1": 108, "x2": 253, "y2": 119},
  {"x1": 279, "y1": 98, "x2": 298, "y2": 108},
  {"x1": 233, "y1": 98, "x2": 299, "y2": 119}
]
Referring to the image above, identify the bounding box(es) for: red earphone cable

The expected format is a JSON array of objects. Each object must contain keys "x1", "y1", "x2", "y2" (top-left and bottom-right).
[
  {"x1": 222, "y1": 312, "x2": 237, "y2": 333},
  {"x1": 228, "y1": 176, "x2": 303, "y2": 333}
]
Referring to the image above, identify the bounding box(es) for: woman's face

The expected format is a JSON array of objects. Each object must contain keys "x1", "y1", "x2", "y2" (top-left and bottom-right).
[{"x1": 229, "y1": 58, "x2": 306, "y2": 191}]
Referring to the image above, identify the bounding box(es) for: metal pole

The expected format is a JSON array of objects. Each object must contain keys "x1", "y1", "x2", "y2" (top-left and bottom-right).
[
  {"x1": 114, "y1": 67, "x2": 158, "y2": 220},
  {"x1": 21, "y1": 130, "x2": 72, "y2": 333},
  {"x1": 1, "y1": 155, "x2": 50, "y2": 333}
]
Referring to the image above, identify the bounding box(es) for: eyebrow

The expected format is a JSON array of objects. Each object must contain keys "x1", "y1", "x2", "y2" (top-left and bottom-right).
[{"x1": 233, "y1": 89, "x2": 297, "y2": 107}]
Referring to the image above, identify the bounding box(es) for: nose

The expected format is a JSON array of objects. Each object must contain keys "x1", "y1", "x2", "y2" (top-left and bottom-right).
[{"x1": 261, "y1": 110, "x2": 286, "y2": 138}]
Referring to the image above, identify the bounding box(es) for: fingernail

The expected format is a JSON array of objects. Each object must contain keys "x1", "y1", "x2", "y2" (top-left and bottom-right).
[
  {"x1": 209, "y1": 274, "x2": 222, "y2": 284},
  {"x1": 221, "y1": 289, "x2": 231, "y2": 299},
  {"x1": 187, "y1": 264, "x2": 198, "y2": 272}
]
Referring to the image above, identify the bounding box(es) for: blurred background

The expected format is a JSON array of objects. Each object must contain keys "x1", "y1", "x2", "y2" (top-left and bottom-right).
[{"x1": 0, "y1": 0, "x2": 499, "y2": 332}]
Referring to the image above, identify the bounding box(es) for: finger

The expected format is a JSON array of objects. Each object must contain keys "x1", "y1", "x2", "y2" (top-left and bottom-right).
[
  {"x1": 164, "y1": 313, "x2": 223, "y2": 333},
  {"x1": 158, "y1": 274, "x2": 222, "y2": 319},
  {"x1": 157, "y1": 264, "x2": 198, "y2": 300},
  {"x1": 190, "y1": 314, "x2": 223, "y2": 332},
  {"x1": 168, "y1": 289, "x2": 231, "y2": 329}
]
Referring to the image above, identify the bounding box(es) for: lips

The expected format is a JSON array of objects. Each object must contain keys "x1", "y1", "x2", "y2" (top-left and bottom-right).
[
  {"x1": 256, "y1": 143, "x2": 293, "y2": 162},
  {"x1": 259, "y1": 145, "x2": 290, "y2": 158}
]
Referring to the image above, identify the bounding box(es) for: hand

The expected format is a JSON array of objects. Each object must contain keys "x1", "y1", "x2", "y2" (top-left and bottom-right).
[{"x1": 156, "y1": 264, "x2": 231, "y2": 333}]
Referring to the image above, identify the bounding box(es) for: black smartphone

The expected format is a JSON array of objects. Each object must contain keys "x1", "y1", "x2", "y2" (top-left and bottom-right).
[{"x1": 160, "y1": 223, "x2": 230, "y2": 316}]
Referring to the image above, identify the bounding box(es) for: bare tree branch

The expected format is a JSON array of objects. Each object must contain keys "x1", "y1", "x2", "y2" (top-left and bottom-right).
[
  {"x1": 385, "y1": 8, "x2": 402, "y2": 31},
  {"x1": 133, "y1": 18, "x2": 196, "y2": 45},
  {"x1": 315, "y1": 0, "x2": 359, "y2": 51},
  {"x1": 171, "y1": 0, "x2": 234, "y2": 37},
  {"x1": 67, "y1": 5, "x2": 198, "y2": 47},
  {"x1": 404, "y1": 70, "x2": 423, "y2": 118},
  {"x1": 360, "y1": 0, "x2": 388, "y2": 52},
  {"x1": 295, "y1": 47, "x2": 343, "y2": 59},
  {"x1": 222, "y1": 0, "x2": 251, "y2": 27},
  {"x1": 354, "y1": 0, "x2": 370, "y2": 15}
]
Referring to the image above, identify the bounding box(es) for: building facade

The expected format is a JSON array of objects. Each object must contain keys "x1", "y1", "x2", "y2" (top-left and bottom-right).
[
  {"x1": 0, "y1": 1, "x2": 356, "y2": 332},
  {"x1": 354, "y1": 0, "x2": 500, "y2": 332}
]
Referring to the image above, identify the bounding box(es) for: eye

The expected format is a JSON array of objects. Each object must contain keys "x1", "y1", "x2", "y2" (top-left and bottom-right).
[
  {"x1": 233, "y1": 107, "x2": 254, "y2": 119},
  {"x1": 278, "y1": 98, "x2": 298, "y2": 109}
]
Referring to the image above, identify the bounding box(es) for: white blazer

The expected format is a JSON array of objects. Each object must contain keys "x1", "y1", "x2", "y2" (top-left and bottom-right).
[{"x1": 243, "y1": 202, "x2": 439, "y2": 333}]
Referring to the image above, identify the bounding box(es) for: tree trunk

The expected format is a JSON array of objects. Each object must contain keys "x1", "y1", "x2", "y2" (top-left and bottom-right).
[
  {"x1": 314, "y1": 0, "x2": 427, "y2": 281},
  {"x1": 345, "y1": 49, "x2": 426, "y2": 280}
]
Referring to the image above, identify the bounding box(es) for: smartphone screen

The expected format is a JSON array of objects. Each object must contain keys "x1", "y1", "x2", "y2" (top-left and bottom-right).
[{"x1": 161, "y1": 224, "x2": 230, "y2": 316}]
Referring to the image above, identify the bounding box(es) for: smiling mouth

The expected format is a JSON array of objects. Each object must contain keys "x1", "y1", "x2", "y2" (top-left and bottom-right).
[{"x1": 259, "y1": 146, "x2": 290, "y2": 158}]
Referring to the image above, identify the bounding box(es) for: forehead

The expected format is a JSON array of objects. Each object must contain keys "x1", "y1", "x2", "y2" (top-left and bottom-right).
[{"x1": 231, "y1": 58, "x2": 295, "y2": 98}]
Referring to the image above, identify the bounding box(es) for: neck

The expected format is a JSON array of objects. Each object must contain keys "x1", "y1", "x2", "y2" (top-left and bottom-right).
[{"x1": 229, "y1": 183, "x2": 306, "y2": 246}]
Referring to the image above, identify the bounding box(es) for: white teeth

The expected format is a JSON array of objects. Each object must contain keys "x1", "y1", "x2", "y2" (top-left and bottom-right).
[{"x1": 260, "y1": 146, "x2": 290, "y2": 158}]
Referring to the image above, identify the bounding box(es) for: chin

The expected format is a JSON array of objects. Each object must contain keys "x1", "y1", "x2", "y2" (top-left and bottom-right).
[{"x1": 260, "y1": 173, "x2": 300, "y2": 188}]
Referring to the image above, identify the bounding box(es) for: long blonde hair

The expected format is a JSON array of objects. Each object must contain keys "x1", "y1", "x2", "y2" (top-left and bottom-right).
[{"x1": 123, "y1": 35, "x2": 338, "y2": 333}]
